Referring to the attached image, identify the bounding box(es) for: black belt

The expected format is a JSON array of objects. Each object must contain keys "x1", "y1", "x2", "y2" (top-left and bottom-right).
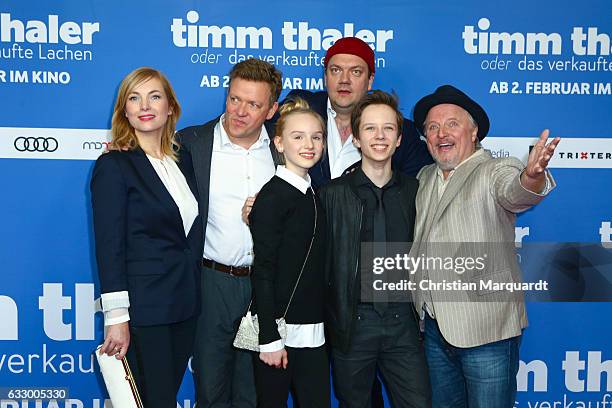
[{"x1": 202, "y1": 259, "x2": 251, "y2": 277}]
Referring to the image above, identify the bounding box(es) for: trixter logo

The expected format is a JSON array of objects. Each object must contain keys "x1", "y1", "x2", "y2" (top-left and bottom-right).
[
  {"x1": 557, "y1": 151, "x2": 612, "y2": 160},
  {"x1": 14, "y1": 136, "x2": 58, "y2": 152}
]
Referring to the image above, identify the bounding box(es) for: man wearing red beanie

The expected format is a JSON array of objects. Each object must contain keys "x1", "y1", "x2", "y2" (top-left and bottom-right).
[{"x1": 278, "y1": 36, "x2": 433, "y2": 188}]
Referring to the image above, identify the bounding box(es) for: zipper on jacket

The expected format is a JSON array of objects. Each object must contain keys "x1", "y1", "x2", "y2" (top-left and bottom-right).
[
  {"x1": 347, "y1": 203, "x2": 364, "y2": 347},
  {"x1": 352, "y1": 204, "x2": 364, "y2": 283}
]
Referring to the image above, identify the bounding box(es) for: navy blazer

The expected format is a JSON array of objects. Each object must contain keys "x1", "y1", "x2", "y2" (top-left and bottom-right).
[
  {"x1": 278, "y1": 90, "x2": 434, "y2": 188},
  {"x1": 177, "y1": 116, "x2": 280, "y2": 243},
  {"x1": 91, "y1": 148, "x2": 204, "y2": 327}
]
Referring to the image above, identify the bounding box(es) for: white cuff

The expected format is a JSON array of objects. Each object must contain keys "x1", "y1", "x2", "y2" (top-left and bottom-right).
[
  {"x1": 101, "y1": 291, "x2": 130, "y2": 311},
  {"x1": 519, "y1": 169, "x2": 555, "y2": 196},
  {"x1": 259, "y1": 339, "x2": 284, "y2": 352},
  {"x1": 104, "y1": 308, "x2": 130, "y2": 326},
  {"x1": 540, "y1": 171, "x2": 555, "y2": 195}
]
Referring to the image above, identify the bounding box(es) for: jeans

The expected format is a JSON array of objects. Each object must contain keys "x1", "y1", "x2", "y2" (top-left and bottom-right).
[{"x1": 424, "y1": 315, "x2": 520, "y2": 408}]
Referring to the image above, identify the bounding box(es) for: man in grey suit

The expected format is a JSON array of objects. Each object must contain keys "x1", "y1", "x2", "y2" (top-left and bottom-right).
[
  {"x1": 178, "y1": 59, "x2": 282, "y2": 407},
  {"x1": 411, "y1": 85, "x2": 560, "y2": 408}
]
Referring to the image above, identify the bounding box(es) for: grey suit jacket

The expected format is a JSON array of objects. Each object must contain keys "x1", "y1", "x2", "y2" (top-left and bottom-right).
[{"x1": 413, "y1": 148, "x2": 555, "y2": 347}]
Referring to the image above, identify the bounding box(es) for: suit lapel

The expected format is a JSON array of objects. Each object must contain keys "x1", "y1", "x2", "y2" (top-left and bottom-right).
[
  {"x1": 431, "y1": 151, "x2": 489, "y2": 224},
  {"x1": 177, "y1": 153, "x2": 199, "y2": 201},
  {"x1": 130, "y1": 149, "x2": 184, "y2": 234},
  {"x1": 191, "y1": 120, "x2": 215, "y2": 219},
  {"x1": 185, "y1": 171, "x2": 198, "y2": 200},
  {"x1": 418, "y1": 167, "x2": 440, "y2": 242}
]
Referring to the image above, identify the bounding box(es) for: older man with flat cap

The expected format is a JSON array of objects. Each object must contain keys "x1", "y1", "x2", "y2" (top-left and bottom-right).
[{"x1": 411, "y1": 85, "x2": 560, "y2": 408}]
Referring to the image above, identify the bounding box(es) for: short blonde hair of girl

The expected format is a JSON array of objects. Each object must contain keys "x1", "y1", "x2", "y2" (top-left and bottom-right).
[{"x1": 274, "y1": 97, "x2": 326, "y2": 164}]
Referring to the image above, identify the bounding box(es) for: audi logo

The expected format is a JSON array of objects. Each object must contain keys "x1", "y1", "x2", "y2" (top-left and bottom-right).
[{"x1": 14, "y1": 137, "x2": 59, "y2": 152}]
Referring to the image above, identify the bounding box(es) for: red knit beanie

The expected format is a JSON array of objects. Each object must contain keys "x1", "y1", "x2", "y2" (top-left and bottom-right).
[{"x1": 324, "y1": 37, "x2": 375, "y2": 74}]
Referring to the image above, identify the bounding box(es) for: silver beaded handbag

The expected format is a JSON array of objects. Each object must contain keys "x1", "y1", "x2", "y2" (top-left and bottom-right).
[{"x1": 233, "y1": 189, "x2": 318, "y2": 352}]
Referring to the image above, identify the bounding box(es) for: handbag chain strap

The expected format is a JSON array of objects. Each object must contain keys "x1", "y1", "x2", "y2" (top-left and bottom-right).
[
  {"x1": 246, "y1": 187, "x2": 318, "y2": 318},
  {"x1": 281, "y1": 187, "x2": 317, "y2": 319}
]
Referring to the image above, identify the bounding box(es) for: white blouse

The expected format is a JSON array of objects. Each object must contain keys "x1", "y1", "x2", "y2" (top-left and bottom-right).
[{"x1": 146, "y1": 154, "x2": 198, "y2": 236}]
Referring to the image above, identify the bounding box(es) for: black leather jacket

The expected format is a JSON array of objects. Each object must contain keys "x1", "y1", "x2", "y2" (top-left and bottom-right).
[{"x1": 319, "y1": 169, "x2": 419, "y2": 352}]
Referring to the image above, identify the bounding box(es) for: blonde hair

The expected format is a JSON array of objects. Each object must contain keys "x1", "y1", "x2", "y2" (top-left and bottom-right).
[
  {"x1": 110, "y1": 67, "x2": 181, "y2": 161},
  {"x1": 275, "y1": 97, "x2": 326, "y2": 137},
  {"x1": 274, "y1": 98, "x2": 326, "y2": 164}
]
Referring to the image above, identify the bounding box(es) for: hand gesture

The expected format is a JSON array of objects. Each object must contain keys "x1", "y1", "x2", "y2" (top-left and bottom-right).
[
  {"x1": 99, "y1": 322, "x2": 130, "y2": 360},
  {"x1": 242, "y1": 195, "x2": 257, "y2": 225},
  {"x1": 259, "y1": 348, "x2": 288, "y2": 369},
  {"x1": 521, "y1": 129, "x2": 560, "y2": 193},
  {"x1": 525, "y1": 129, "x2": 560, "y2": 178}
]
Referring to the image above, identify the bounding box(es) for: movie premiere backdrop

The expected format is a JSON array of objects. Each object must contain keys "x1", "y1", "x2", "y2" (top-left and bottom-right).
[{"x1": 0, "y1": 0, "x2": 610, "y2": 406}]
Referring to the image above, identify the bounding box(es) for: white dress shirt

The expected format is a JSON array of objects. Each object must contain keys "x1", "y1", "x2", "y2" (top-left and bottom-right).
[
  {"x1": 326, "y1": 99, "x2": 361, "y2": 179},
  {"x1": 101, "y1": 153, "x2": 199, "y2": 326},
  {"x1": 259, "y1": 166, "x2": 326, "y2": 352},
  {"x1": 203, "y1": 115, "x2": 276, "y2": 266}
]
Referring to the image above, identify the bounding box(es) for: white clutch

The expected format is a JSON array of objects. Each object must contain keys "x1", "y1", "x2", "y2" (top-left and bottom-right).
[{"x1": 95, "y1": 345, "x2": 143, "y2": 408}]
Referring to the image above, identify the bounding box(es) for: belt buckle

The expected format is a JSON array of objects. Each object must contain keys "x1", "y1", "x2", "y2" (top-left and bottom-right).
[{"x1": 229, "y1": 265, "x2": 250, "y2": 277}]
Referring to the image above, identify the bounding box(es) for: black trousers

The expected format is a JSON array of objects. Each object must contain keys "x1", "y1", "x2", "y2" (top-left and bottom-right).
[
  {"x1": 253, "y1": 345, "x2": 331, "y2": 407},
  {"x1": 126, "y1": 316, "x2": 196, "y2": 408},
  {"x1": 331, "y1": 304, "x2": 431, "y2": 408}
]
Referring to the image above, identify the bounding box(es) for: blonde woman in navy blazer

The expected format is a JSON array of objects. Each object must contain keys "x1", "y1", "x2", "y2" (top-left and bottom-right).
[{"x1": 91, "y1": 67, "x2": 203, "y2": 406}]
